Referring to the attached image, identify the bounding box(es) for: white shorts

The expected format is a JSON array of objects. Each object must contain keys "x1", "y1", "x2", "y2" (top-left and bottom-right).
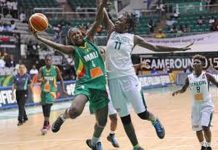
[
  {"x1": 108, "y1": 75, "x2": 147, "y2": 117},
  {"x1": 106, "y1": 85, "x2": 117, "y2": 115},
  {"x1": 191, "y1": 101, "x2": 214, "y2": 131}
]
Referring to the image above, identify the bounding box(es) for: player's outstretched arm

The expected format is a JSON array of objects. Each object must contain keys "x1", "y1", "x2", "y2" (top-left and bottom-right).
[
  {"x1": 30, "y1": 28, "x2": 74, "y2": 54},
  {"x1": 172, "y1": 78, "x2": 189, "y2": 96},
  {"x1": 56, "y1": 66, "x2": 67, "y2": 94},
  {"x1": 86, "y1": 0, "x2": 108, "y2": 40},
  {"x1": 206, "y1": 73, "x2": 218, "y2": 87},
  {"x1": 134, "y1": 35, "x2": 193, "y2": 52}
]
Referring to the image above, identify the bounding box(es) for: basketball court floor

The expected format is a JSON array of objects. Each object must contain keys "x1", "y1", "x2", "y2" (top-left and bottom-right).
[{"x1": 0, "y1": 86, "x2": 217, "y2": 150}]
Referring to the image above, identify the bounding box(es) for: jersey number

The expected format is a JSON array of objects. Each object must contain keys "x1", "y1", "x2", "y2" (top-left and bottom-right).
[
  {"x1": 196, "y1": 86, "x2": 200, "y2": 93},
  {"x1": 114, "y1": 41, "x2": 121, "y2": 50}
]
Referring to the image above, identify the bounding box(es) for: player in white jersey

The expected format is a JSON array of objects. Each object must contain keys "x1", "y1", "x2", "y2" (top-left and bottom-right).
[
  {"x1": 101, "y1": 8, "x2": 193, "y2": 150},
  {"x1": 172, "y1": 54, "x2": 217, "y2": 150}
]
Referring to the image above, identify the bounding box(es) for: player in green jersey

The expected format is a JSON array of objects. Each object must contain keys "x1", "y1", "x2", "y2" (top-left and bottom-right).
[
  {"x1": 38, "y1": 54, "x2": 66, "y2": 135},
  {"x1": 30, "y1": 0, "x2": 109, "y2": 149}
]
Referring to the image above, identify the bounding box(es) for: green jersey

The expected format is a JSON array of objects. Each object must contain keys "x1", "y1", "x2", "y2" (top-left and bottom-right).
[
  {"x1": 41, "y1": 65, "x2": 57, "y2": 93},
  {"x1": 73, "y1": 38, "x2": 106, "y2": 89}
]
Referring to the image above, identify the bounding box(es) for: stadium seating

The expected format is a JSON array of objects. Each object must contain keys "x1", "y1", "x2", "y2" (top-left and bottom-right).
[
  {"x1": 19, "y1": 0, "x2": 59, "y2": 8},
  {"x1": 67, "y1": 0, "x2": 96, "y2": 10}
]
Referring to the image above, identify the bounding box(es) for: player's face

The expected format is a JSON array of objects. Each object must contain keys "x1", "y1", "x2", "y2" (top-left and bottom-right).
[
  {"x1": 192, "y1": 59, "x2": 203, "y2": 72},
  {"x1": 45, "y1": 57, "x2": 52, "y2": 66},
  {"x1": 114, "y1": 15, "x2": 128, "y2": 33},
  {"x1": 19, "y1": 65, "x2": 26, "y2": 75},
  {"x1": 68, "y1": 28, "x2": 84, "y2": 45}
]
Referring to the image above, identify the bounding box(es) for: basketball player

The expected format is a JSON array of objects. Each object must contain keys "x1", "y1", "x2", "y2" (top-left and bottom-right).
[
  {"x1": 38, "y1": 54, "x2": 66, "y2": 135},
  {"x1": 101, "y1": 9, "x2": 193, "y2": 150},
  {"x1": 172, "y1": 54, "x2": 216, "y2": 150},
  {"x1": 31, "y1": 0, "x2": 109, "y2": 149}
]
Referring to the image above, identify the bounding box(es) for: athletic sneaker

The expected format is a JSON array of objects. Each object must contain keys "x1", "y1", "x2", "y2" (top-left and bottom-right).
[
  {"x1": 107, "y1": 133, "x2": 119, "y2": 148},
  {"x1": 152, "y1": 119, "x2": 165, "y2": 139},
  {"x1": 207, "y1": 147, "x2": 212, "y2": 150},
  {"x1": 17, "y1": 121, "x2": 23, "y2": 126},
  {"x1": 201, "y1": 146, "x2": 207, "y2": 150},
  {"x1": 133, "y1": 146, "x2": 144, "y2": 150},
  {"x1": 52, "y1": 115, "x2": 64, "y2": 133},
  {"x1": 86, "y1": 139, "x2": 103, "y2": 150},
  {"x1": 41, "y1": 124, "x2": 50, "y2": 135}
]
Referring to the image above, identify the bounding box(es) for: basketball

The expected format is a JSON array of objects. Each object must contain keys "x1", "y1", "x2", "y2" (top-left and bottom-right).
[{"x1": 29, "y1": 13, "x2": 48, "y2": 32}]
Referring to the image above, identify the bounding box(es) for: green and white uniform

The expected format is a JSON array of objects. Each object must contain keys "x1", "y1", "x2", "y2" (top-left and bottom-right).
[
  {"x1": 41, "y1": 65, "x2": 57, "y2": 105},
  {"x1": 188, "y1": 72, "x2": 214, "y2": 131},
  {"x1": 73, "y1": 38, "x2": 109, "y2": 113}
]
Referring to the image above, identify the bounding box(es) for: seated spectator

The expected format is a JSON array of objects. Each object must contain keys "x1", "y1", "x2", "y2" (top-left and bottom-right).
[
  {"x1": 151, "y1": 67, "x2": 158, "y2": 75},
  {"x1": 10, "y1": 20, "x2": 16, "y2": 30},
  {"x1": 170, "y1": 24, "x2": 177, "y2": 33},
  {"x1": 197, "y1": 16, "x2": 204, "y2": 25},
  {"x1": 0, "y1": 58, "x2": 5, "y2": 68},
  {"x1": 155, "y1": 29, "x2": 166, "y2": 38},
  {"x1": 209, "y1": 16, "x2": 215, "y2": 24},
  {"x1": 211, "y1": 19, "x2": 218, "y2": 31},
  {"x1": 0, "y1": 23, "x2": 3, "y2": 31},
  {"x1": 147, "y1": 19, "x2": 154, "y2": 33},
  {"x1": 173, "y1": 10, "x2": 179, "y2": 19},
  {"x1": 19, "y1": 11, "x2": 26, "y2": 23},
  {"x1": 183, "y1": 24, "x2": 190, "y2": 33},
  {"x1": 29, "y1": 64, "x2": 39, "y2": 77}
]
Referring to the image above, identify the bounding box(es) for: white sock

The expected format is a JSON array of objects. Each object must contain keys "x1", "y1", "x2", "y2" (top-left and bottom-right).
[
  {"x1": 200, "y1": 141, "x2": 206, "y2": 147},
  {"x1": 206, "y1": 142, "x2": 211, "y2": 147},
  {"x1": 91, "y1": 137, "x2": 99, "y2": 146}
]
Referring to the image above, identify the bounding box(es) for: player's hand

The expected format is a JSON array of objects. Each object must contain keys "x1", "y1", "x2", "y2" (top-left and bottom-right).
[
  {"x1": 29, "y1": 24, "x2": 39, "y2": 39},
  {"x1": 180, "y1": 41, "x2": 194, "y2": 51}
]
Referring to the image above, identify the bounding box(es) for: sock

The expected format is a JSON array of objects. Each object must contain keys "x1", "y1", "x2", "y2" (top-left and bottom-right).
[
  {"x1": 200, "y1": 141, "x2": 206, "y2": 147},
  {"x1": 43, "y1": 121, "x2": 49, "y2": 126},
  {"x1": 134, "y1": 144, "x2": 140, "y2": 148},
  {"x1": 206, "y1": 142, "x2": 211, "y2": 147},
  {"x1": 91, "y1": 136, "x2": 99, "y2": 146}
]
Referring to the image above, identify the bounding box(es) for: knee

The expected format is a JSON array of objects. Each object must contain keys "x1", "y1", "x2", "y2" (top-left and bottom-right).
[
  {"x1": 202, "y1": 126, "x2": 210, "y2": 132},
  {"x1": 67, "y1": 106, "x2": 82, "y2": 119},
  {"x1": 121, "y1": 115, "x2": 132, "y2": 125},
  {"x1": 109, "y1": 114, "x2": 118, "y2": 123},
  {"x1": 138, "y1": 111, "x2": 150, "y2": 120}
]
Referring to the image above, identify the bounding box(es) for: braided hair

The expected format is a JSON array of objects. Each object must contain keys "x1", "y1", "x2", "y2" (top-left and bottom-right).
[{"x1": 123, "y1": 12, "x2": 137, "y2": 33}]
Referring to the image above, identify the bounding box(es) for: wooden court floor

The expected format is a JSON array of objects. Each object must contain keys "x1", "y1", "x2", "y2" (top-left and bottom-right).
[{"x1": 0, "y1": 88, "x2": 217, "y2": 150}]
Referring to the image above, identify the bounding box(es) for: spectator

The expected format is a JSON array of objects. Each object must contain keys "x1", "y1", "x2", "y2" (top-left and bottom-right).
[
  {"x1": 4, "y1": 54, "x2": 15, "y2": 67},
  {"x1": 197, "y1": 15, "x2": 204, "y2": 25},
  {"x1": 0, "y1": 23, "x2": 3, "y2": 31},
  {"x1": 155, "y1": 29, "x2": 166, "y2": 38},
  {"x1": 19, "y1": 11, "x2": 26, "y2": 23},
  {"x1": 29, "y1": 64, "x2": 39, "y2": 77},
  {"x1": 151, "y1": 67, "x2": 158, "y2": 75},
  {"x1": 147, "y1": 19, "x2": 154, "y2": 33},
  {"x1": 211, "y1": 19, "x2": 218, "y2": 31},
  {"x1": 0, "y1": 58, "x2": 5, "y2": 68},
  {"x1": 209, "y1": 16, "x2": 215, "y2": 24},
  {"x1": 10, "y1": 20, "x2": 16, "y2": 30}
]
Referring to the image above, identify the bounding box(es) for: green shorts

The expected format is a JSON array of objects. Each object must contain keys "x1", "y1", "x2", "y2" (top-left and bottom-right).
[
  {"x1": 41, "y1": 91, "x2": 56, "y2": 105},
  {"x1": 74, "y1": 84, "x2": 109, "y2": 114}
]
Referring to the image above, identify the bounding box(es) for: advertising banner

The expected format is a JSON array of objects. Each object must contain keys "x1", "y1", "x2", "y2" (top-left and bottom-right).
[{"x1": 0, "y1": 81, "x2": 75, "y2": 110}]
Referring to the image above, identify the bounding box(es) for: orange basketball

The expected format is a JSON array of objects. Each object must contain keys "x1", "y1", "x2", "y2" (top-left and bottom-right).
[{"x1": 29, "y1": 13, "x2": 48, "y2": 32}]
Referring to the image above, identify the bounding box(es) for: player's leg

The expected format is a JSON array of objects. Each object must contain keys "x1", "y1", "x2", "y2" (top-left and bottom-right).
[
  {"x1": 196, "y1": 130, "x2": 206, "y2": 150},
  {"x1": 52, "y1": 94, "x2": 87, "y2": 132},
  {"x1": 16, "y1": 91, "x2": 23, "y2": 126},
  {"x1": 108, "y1": 77, "x2": 143, "y2": 150},
  {"x1": 86, "y1": 89, "x2": 109, "y2": 150},
  {"x1": 41, "y1": 103, "x2": 52, "y2": 135},
  {"x1": 192, "y1": 105, "x2": 206, "y2": 149},
  {"x1": 22, "y1": 91, "x2": 28, "y2": 122},
  {"x1": 125, "y1": 75, "x2": 165, "y2": 139},
  {"x1": 202, "y1": 110, "x2": 213, "y2": 150},
  {"x1": 107, "y1": 99, "x2": 119, "y2": 147}
]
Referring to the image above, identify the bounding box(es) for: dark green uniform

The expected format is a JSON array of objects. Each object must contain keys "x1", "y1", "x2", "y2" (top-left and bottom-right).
[
  {"x1": 41, "y1": 65, "x2": 57, "y2": 105},
  {"x1": 73, "y1": 38, "x2": 109, "y2": 113}
]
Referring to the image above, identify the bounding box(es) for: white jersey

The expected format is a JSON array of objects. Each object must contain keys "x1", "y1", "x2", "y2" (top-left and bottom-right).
[
  {"x1": 106, "y1": 31, "x2": 136, "y2": 79},
  {"x1": 188, "y1": 72, "x2": 212, "y2": 104}
]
